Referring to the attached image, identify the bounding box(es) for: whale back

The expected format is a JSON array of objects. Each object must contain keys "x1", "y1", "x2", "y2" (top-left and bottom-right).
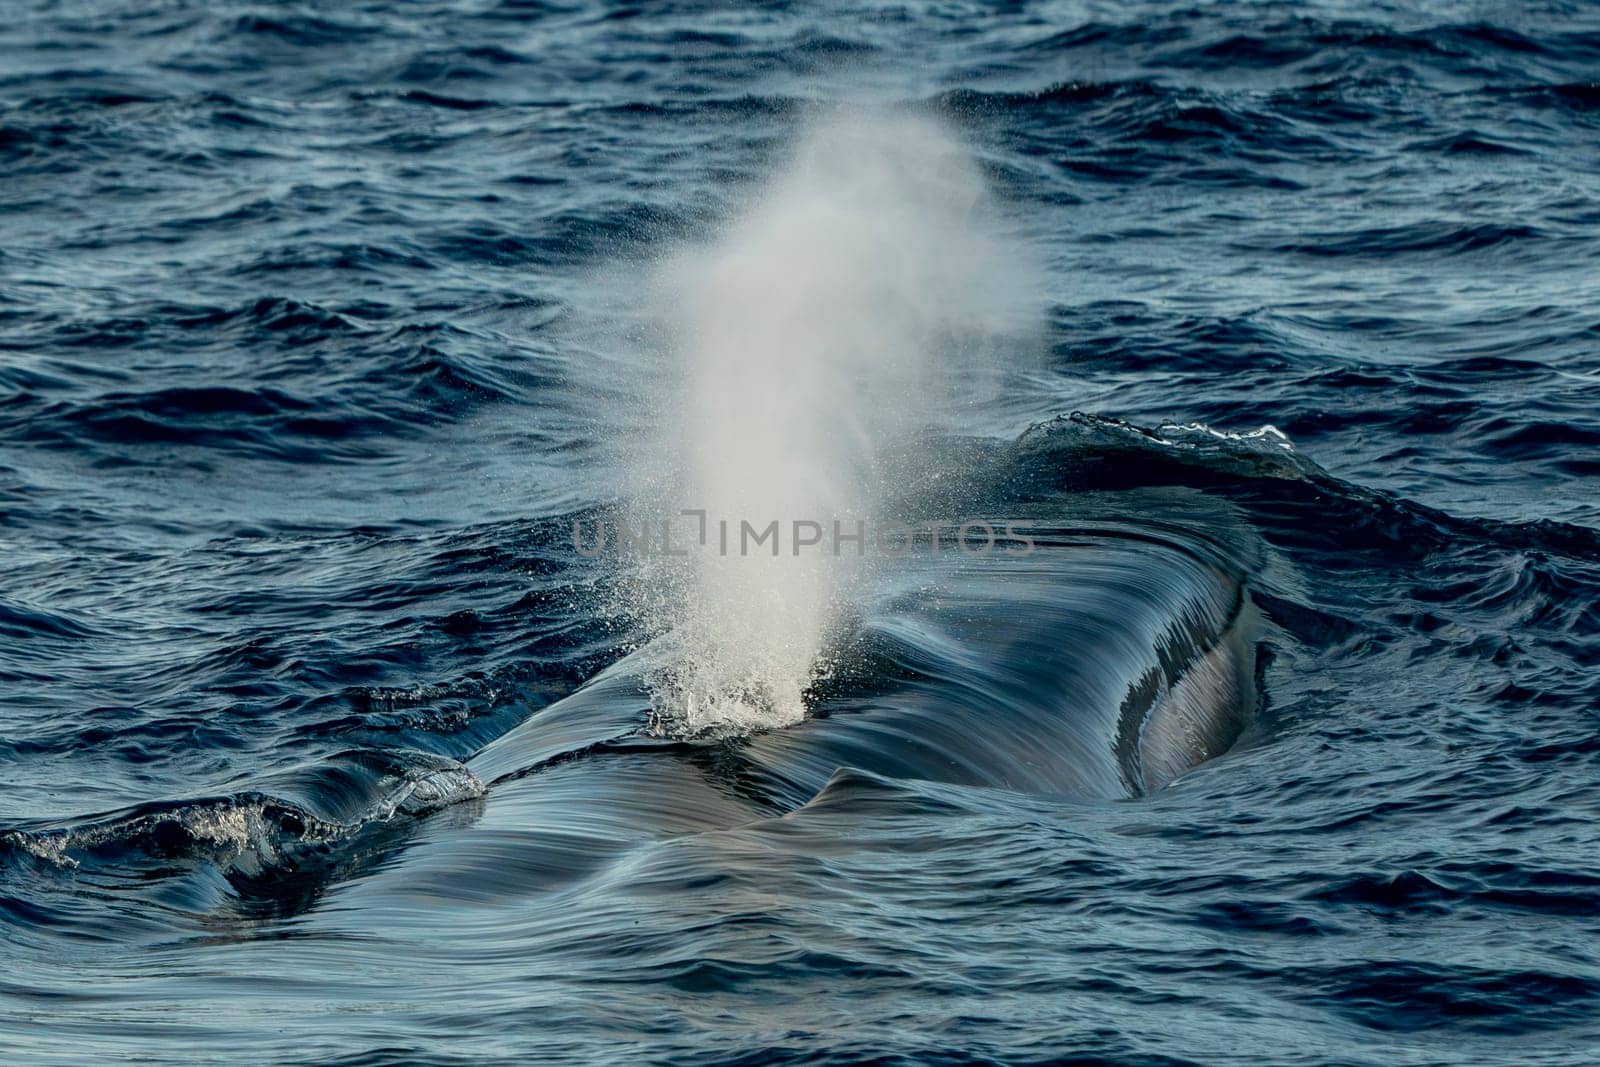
[{"x1": 468, "y1": 488, "x2": 1262, "y2": 809}]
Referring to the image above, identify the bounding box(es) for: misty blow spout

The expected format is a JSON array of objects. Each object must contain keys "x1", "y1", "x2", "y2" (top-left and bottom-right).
[{"x1": 632, "y1": 105, "x2": 1042, "y2": 734}]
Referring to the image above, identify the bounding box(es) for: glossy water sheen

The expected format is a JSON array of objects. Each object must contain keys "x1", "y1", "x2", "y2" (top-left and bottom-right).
[{"x1": 3, "y1": 2, "x2": 1599, "y2": 1064}]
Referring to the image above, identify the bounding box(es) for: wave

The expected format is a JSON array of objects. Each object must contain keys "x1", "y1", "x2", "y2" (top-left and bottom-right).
[
  {"x1": 1, "y1": 749, "x2": 482, "y2": 876},
  {"x1": 1, "y1": 308, "x2": 544, "y2": 461},
  {"x1": 1022, "y1": 412, "x2": 1600, "y2": 561},
  {"x1": 1253, "y1": 220, "x2": 1546, "y2": 258},
  {"x1": 1487, "y1": 81, "x2": 1600, "y2": 112},
  {"x1": 1018, "y1": 16, "x2": 1600, "y2": 81}
]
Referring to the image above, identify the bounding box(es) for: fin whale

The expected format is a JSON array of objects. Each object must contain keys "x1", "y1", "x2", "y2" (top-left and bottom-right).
[{"x1": 469, "y1": 489, "x2": 1259, "y2": 809}]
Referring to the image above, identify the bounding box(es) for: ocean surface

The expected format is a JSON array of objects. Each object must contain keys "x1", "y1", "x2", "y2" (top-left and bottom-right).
[{"x1": 3, "y1": 1, "x2": 1599, "y2": 1064}]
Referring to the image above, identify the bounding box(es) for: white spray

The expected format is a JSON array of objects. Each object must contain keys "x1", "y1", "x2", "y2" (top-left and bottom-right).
[{"x1": 623, "y1": 104, "x2": 1039, "y2": 734}]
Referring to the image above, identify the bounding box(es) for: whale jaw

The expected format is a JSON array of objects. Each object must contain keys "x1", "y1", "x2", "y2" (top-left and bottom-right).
[{"x1": 1118, "y1": 586, "x2": 1259, "y2": 796}]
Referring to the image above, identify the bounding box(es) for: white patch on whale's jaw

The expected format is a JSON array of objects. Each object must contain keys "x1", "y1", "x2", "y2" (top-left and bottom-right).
[{"x1": 1118, "y1": 588, "x2": 1259, "y2": 796}]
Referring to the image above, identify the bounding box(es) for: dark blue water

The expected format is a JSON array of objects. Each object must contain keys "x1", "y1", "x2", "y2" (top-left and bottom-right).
[{"x1": 4, "y1": 2, "x2": 1599, "y2": 1064}]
